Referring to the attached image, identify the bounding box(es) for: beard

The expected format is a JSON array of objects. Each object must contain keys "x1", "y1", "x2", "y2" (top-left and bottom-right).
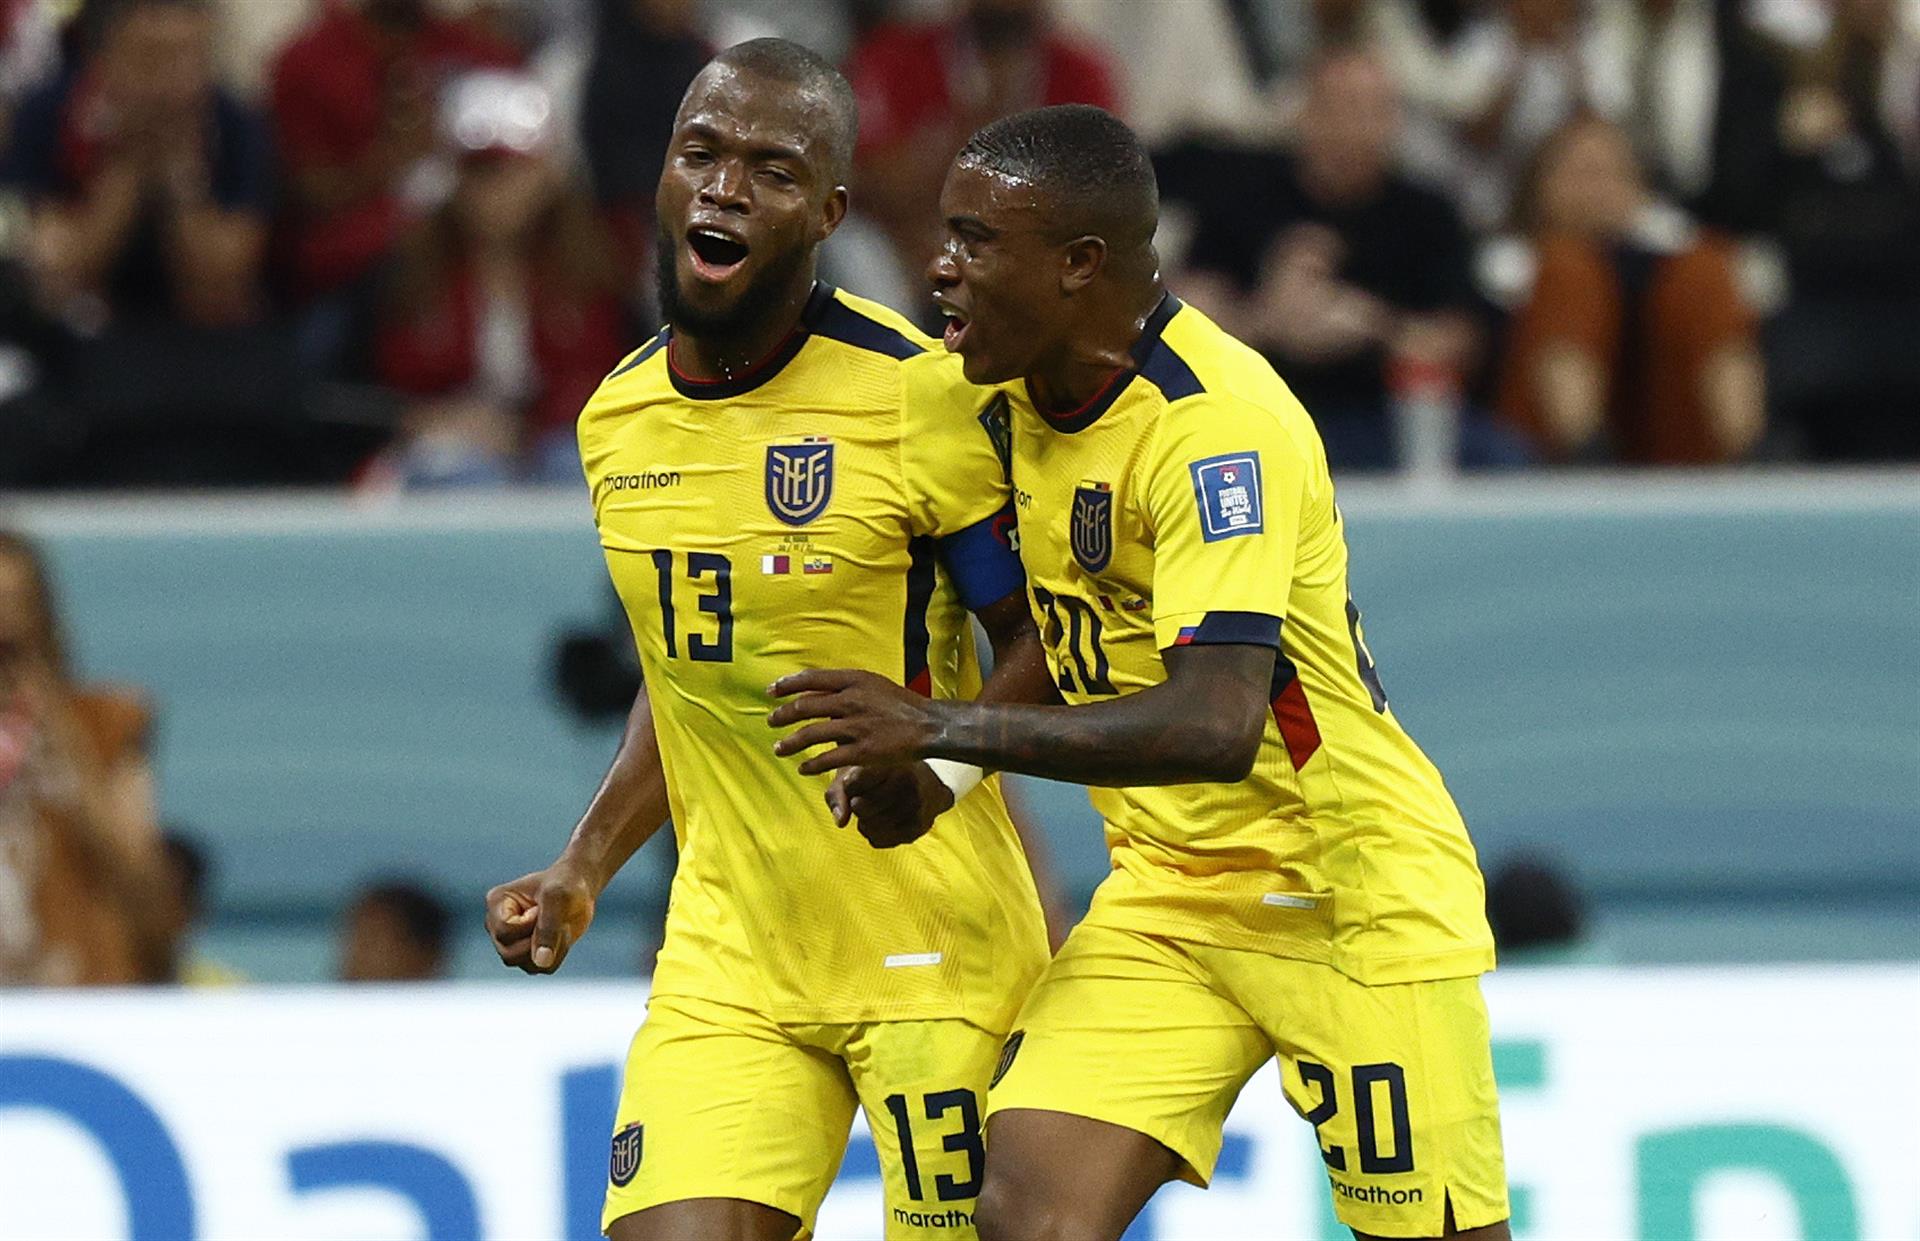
[{"x1": 654, "y1": 223, "x2": 811, "y2": 345}]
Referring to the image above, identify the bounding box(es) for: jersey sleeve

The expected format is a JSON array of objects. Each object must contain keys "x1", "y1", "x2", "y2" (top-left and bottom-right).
[
  {"x1": 1143, "y1": 395, "x2": 1306, "y2": 651},
  {"x1": 900, "y1": 357, "x2": 1026, "y2": 610}
]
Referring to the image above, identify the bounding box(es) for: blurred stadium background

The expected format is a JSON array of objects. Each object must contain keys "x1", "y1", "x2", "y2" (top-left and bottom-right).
[{"x1": 0, "y1": 0, "x2": 1916, "y2": 1237}]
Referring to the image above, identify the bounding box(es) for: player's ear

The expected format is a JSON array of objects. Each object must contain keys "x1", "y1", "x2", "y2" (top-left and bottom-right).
[
  {"x1": 1060, "y1": 235, "x2": 1106, "y2": 295},
  {"x1": 814, "y1": 185, "x2": 849, "y2": 243}
]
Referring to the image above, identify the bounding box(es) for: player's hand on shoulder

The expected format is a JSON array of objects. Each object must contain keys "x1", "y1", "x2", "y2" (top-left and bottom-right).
[
  {"x1": 824, "y1": 763, "x2": 955, "y2": 849},
  {"x1": 766, "y1": 668, "x2": 940, "y2": 774},
  {"x1": 483, "y1": 858, "x2": 599, "y2": 975}
]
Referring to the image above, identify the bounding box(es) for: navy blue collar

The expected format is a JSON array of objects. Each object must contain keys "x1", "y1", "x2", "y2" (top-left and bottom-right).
[
  {"x1": 1028, "y1": 293, "x2": 1184, "y2": 433},
  {"x1": 663, "y1": 283, "x2": 838, "y2": 401}
]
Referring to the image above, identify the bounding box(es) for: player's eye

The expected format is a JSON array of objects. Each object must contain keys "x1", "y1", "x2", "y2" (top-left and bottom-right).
[
  {"x1": 757, "y1": 166, "x2": 796, "y2": 187},
  {"x1": 681, "y1": 146, "x2": 715, "y2": 166}
]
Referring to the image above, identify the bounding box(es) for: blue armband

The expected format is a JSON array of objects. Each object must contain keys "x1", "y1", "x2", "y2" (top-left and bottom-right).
[{"x1": 936, "y1": 505, "x2": 1025, "y2": 610}]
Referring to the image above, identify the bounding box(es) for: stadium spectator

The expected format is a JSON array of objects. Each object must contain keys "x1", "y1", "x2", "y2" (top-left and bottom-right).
[
  {"x1": 367, "y1": 70, "x2": 630, "y2": 487},
  {"x1": 1376, "y1": 0, "x2": 1606, "y2": 230},
  {"x1": 1177, "y1": 49, "x2": 1524, "y2": 471},
  {"x1": 0, "y1": 0, "x2": 64, "y2": 124},
  {"x1": 338, "y1": 878, "x2": 451, "y2": 981},
  {"x1": 0, "y1": 529, "x2": 166, "y2": 985},
  {"x1": 1758, "y1": 0, "x2": 1920, "y2": 461},
  {"x1": 848, "y1": 0, "x2": 1119, "y2": 316},
  {"x1": 1495, "y1": 114, "x2": 1764, "y2": 464},
  {"x1": 156, "y1": 828, "x2": 243, "y2": 985},
  {"x1": 0, "y1": 0, "x2": 325, "y2": 486},
  {"x1": 4, "y1": 0, "x2": 269, "y2": 331},
  {"x1": 580, "y1": 0, "x2": 711, "y2": 215},
  {"x1": 270, "y1": 0, "x2": 520, "y2": 307}
]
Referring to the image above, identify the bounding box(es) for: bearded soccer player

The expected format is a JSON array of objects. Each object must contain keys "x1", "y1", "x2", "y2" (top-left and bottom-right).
[
  {"x1": 769, "y1": 106, "x2": 1509, "y2": 1241},
  {"x1": 483, "y1": 42, "x2": 1052, "y2": 1241}
]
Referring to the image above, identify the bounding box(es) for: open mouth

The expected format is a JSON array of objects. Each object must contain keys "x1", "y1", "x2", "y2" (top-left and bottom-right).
[
  {"x1": 938, "y1": 302, "x2": 972, "y2": 353},
  {"x1": 687, "y1": 227, "x2": 750, "y2": 281}
]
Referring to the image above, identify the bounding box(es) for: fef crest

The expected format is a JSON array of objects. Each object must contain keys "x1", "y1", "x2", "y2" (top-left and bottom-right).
[
  {"x1": 1071, "y1": 482, "x2": 1113, "y2": 574},
  {"x1": 765, "y1": 439, "x2": 834, "y2": 526},
  {"x1": 609, "y1": 1122, "x2": 643, "y2": 1187}
]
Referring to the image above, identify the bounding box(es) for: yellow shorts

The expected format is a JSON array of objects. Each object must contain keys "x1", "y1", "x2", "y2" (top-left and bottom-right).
[
  {"x1": 602, "y1": 994, "x2": 1004, "y2": 1239},
  {"x1": 984, "y1": 925, "x2": 1508, "y2": 1238}
]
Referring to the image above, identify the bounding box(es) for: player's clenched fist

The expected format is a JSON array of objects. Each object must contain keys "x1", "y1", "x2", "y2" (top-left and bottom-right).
[
  {"x1": 484, "y1": 859, "x2": 598, "y2": 975},
  {"x1": 824, "y1": 763, "x2": 956, "y2": 849}
]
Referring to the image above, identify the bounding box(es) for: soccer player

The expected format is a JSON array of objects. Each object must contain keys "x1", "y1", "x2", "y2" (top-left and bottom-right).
[
  {"x1": 482, "y1": 42, "x2": 1052, "y2": 1241},
  {"x1": 769, "y1": 106, "x2": 1510, "y2": 1241}
]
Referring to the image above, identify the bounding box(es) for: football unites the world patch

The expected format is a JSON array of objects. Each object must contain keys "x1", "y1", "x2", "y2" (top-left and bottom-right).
[
  {"x1": 765, "y1": 438, "x2": 834, "y2": 526},
  {"x1": 1188, "y1": 452, "x2": 1263, "y2": 541},
  {"x1": 1070, "y1": 481, "x2": 1114, "y2": 574},
  {"x1": 609, "y1": 1121, "x2": 643, "y2": 1187}
]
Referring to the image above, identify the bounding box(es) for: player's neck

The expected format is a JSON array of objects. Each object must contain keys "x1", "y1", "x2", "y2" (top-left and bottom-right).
[
  {"x1": 670, "y1": 277, "x2": 817, "y2": 385},
  {"x1": 1027, "y1": 281, "x2": 1166, "y2": 416}
]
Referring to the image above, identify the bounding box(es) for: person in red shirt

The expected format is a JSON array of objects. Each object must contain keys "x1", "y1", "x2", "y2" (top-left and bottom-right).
[
  {"x1": 270, "y1": 0, "x2": 520, "y2": 302},
  {"x1": 847, "y1": 0, "x2": 1119, "y2": 312},
  {"x1": 369, "y1": 70, "x2": 630, "y2": 488}
]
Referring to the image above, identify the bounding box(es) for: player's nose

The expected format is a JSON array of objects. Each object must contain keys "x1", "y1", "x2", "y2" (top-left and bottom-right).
[
  {"x1": 699, "y1": 160, "x2": 750, "y2": 212},
  {"x1": 926, "y1": 238, "x2": 960, "y2": 290}
]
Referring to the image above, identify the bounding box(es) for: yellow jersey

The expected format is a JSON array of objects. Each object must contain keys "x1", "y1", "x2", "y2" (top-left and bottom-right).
[
  {"x1": 998, "y1": 294, "x2": 1494, "y2": 986},
  {"x1": 579, "y1": 283, "x2": 1049, "y2": 1025}
]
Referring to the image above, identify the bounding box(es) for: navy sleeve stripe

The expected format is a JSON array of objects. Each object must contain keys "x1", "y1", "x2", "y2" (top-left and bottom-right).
[
  {"x1": 1139, "y1": 339, "x2": 1205, "y2": 402},
  {"x1": 607, "y1": 330, "x2": 669, "y2": 379},
  {"x1": 1169, "y1": 611, "x2": 1281, "y2": 648},
  {"x1": 811, "y1": 298, "x2": 923, "y2": 360},
  {"x1": 903, "y1": 535, "x2": 939, "y2": 694},
  {"x1": 935, "y1": 506, "x2": 1026, "y2": 611}
]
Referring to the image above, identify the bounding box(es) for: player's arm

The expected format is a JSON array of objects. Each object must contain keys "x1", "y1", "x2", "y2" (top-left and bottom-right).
[
  {"x1": 820, "y1": 547, "x2": 1058, "y2": 845},
  {"x1": 484, "y1": 684, "x2": 669, "y2": 974},
  {"x1": 773, "y1": 643, "x2": 1271, "y2": 785},
  {"x1": 775, "y1": 395, "x2": 1300, "y2": 788}
]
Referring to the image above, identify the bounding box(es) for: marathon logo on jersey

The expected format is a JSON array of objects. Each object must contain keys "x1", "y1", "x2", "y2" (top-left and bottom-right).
[
  {"x1": 1071, "y1": 482, "x2": 1113, "y2": 573},
  {"x1": 765, "y1": 437, "x2": 834, "y2": 526},
  {"x1": 990, "y1": 1029, "x2": 1025, "y2": 1088},
  {"x1": 609, "y1": 1122, "x2": 643, "y2": 1187},
  {"x1": 1189, "y1": 452, "x2": 1263, "y2": 541}
]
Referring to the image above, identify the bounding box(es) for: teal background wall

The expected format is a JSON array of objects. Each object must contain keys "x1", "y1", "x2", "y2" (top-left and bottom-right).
[{"x1": 15, "y1": 476, "x2": 1917, "y2": 978}]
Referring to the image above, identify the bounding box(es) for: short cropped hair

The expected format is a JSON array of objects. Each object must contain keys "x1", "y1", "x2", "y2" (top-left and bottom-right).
[
  {"x1": 957, "y1": 104, "x2": 1159, "y2": 250},
  {"x1": 709, "y1": 37, "x2": 858, "y2": 185}
]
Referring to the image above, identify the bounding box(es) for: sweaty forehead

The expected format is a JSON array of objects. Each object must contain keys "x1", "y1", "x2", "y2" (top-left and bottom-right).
[
  {"x1": 675, "y1": 64, "x2": 831, "y2": 159},
  {"x1": 942, "y1": 159, "x2": 1052, "y2": 228}
]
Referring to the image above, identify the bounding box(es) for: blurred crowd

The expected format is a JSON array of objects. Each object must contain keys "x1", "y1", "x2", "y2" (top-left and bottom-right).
[
  {"x1": 0, "y1": 521, "x2": 459, "y2": 985},
  {"x1": 0, "y1": 0, "x2": 1912, "y2": 486}
]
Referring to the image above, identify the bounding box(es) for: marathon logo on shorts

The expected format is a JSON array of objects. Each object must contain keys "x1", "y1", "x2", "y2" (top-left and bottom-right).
[
  {"x1": 609, "y1": 1122, "x2": 643, "y2": 1187},
  {"x1": 1189, "y1": 452, "x2": 1263, "y2": 542},
  {"x1": 990, "y1": 1029, "x2": 1025, "y2": 1088},
  {"x1": 766, "y1": 438, "x2": 834, "y2": 526},
  {"x1": 1070, "y1": 483, "x2": 1113, "y2": 573},
  {"x1": 1330, "y1": 1178, "x2": 1423, "y2": 1206}
]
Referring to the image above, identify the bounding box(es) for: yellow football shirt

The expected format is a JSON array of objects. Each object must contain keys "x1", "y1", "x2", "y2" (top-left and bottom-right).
[
  {"x1": 579, "y1": 283, "x2": 1048, "y2": 1025},
  {"x1": 998, "y1": 294, "x2": 1494, "y2": 986}
]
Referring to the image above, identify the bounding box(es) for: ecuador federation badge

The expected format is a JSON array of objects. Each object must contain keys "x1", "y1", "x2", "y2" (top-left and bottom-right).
[
  {"x1": 1071, "y1": 481, "x2": 1113, "y2": 574},
  {"x1": 609, "y1": 1122, "x2": 643, "y2": 1187},
  {"x1": 765, "y1": 438, "x2": 834, "y2": 526}
]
